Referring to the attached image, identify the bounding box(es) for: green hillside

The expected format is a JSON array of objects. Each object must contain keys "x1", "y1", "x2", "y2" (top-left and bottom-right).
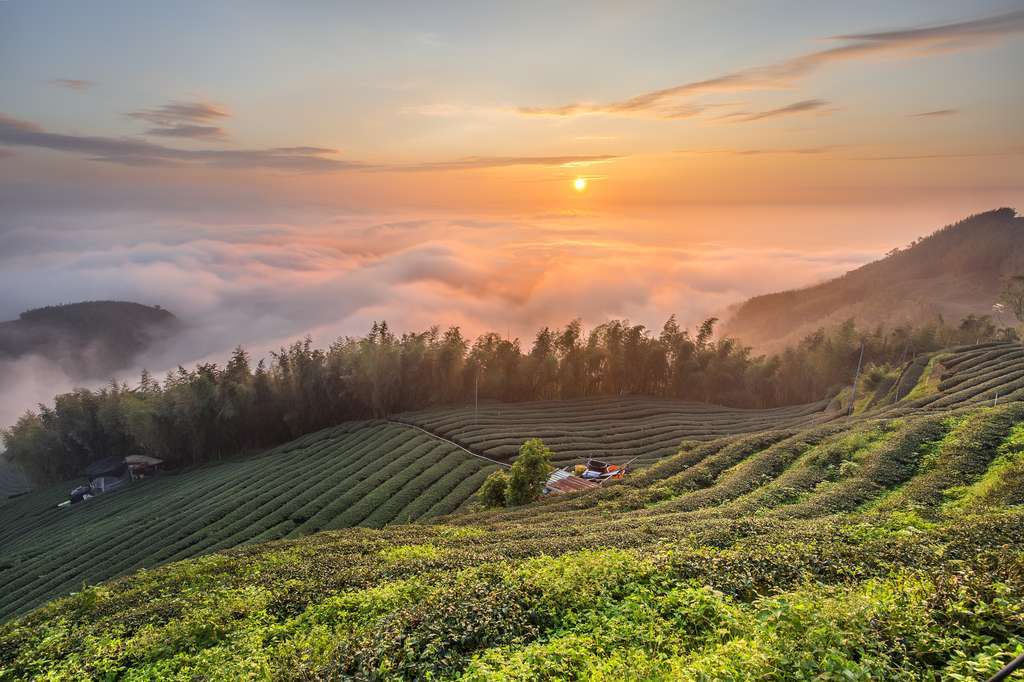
[
  {"x1": 1, "y1": 342, "x2": 1023, "y2": 679},
  {"x1": 0, "y1": 397, "x2": 837, "y2": 622},
  {"x1": 397, "y1": 396, "x2": 832, "y2": 466},
  {"x1": 0, "y1": 422, "x2": 501, "y2": 622}
]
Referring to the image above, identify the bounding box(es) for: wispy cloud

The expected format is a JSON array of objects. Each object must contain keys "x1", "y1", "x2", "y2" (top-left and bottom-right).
[
  {"x1": 676, "y1": 146, "x2": 836, "y2": 156},
  {"x1": 517, "y1": 9, "x2": 1024, "y2": 119},
  {"x1": 126, "y1": 100, "x2": 231, "y2": 140},
  {"x1": 126, "y1": 101, "x2": 229, "y2": 126},
  {"x1": 0, "y1": 113, "x2": 620, "y2": 174},
  {"x1": 49, "y1": 78, "x2": 96, "y2": 91},
  {"x1": 912, "y1": 109, "x2": 958, "y2": 118},
  {"x1": 718, "y1": 99, "x2": 830, "y2": 123},
  {"x1": 143, "y1": 124, "x2": 228, "y2": 141},
  {"x1": 0, "y1": 113, "x2": 359, "y2": 171},
  {"x1": 849, "y1": 150, "x2": 1023, "y2": 161},
  {"x1": 385, "y1": 155, "x2": 621, "y2": 172}
]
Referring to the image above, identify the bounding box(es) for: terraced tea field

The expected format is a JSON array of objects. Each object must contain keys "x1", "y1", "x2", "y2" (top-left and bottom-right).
[
  {"x1": 397, "y1": 396, "x2": 833, "y2": 466},
  {"x1": 903, "y1": 341, "x2": 1024, "y2": 409},
  {"x1": 4, "y1": 395, "x2": 1024, "y2": 678},
  {"x1": 0, "y1": 422, "x2": 499, "y2": 621}
]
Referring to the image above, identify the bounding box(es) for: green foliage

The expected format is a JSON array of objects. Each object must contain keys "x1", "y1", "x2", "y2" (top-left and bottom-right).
[
  {"x1": 999, "y1": 273, "x2": 1024, "y2": 322},
  {"x1": 379, "y1": 544, "x2": 442, "y2": 564},
  {"x1": 904, "y1": 353, "x2": 944, "y2": 401},
  {"x1": 506, "y1": 439, "x2": 553, "y2": 506},
  {"x1": 945, "y1": 422, "x2": 1024, "y2": 510},
  {"x1": 477, "y1": 470, "x2": 510, "y2": 508}
]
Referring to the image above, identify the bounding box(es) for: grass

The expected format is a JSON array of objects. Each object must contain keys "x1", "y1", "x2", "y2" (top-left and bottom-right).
[{"x1": 902, "y1": 353, "x2": 945, "y2": 402}]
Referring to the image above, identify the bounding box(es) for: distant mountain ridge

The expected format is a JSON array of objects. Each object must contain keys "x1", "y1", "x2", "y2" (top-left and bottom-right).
[
  {"x1": 723, "y1": 208, "x2": 1024, "y2": 351},
  {"x1": 0, "y1": 300, "x2": 178, "y2": 379}
]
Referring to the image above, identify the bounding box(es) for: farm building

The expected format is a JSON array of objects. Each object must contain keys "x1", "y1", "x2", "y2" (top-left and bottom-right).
[{"x1": 126, "y1": 454, "x2": 164, "y2": 479}]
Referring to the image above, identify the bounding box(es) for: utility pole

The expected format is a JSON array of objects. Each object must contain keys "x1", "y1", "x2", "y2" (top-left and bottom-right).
[
  {"x1": 847, "y1": 341, "x2": 865, "y2": 417},
  {"x1": 474, "y1": 370, "x2": 479, "y2": 426}
]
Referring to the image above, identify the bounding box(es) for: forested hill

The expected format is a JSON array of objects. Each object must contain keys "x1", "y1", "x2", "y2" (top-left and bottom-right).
[
  {"x1": 724, "y1": 208, "x2": 1024, "y2": 351},
  {"x1": 0, "y1": 301, "x2": 178, "y2": 379}
]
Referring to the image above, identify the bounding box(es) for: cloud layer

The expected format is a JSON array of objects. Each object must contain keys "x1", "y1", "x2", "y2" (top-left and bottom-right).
[
  {"x1": 0, "y1": 210, "x2": 875, "y2": 428},
  {"x1": 0, "y1": 112, "x2": 623, "y2": 173}
]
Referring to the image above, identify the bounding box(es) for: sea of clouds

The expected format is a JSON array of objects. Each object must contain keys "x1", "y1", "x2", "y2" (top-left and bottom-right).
[{"x1": 0, "y1": 209, "x2": 877, "y2": 429}]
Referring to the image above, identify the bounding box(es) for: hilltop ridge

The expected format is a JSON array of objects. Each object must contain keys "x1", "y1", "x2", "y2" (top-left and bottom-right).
[
  {"x1": 0, "y1": 300, "x2": 178, "y2": 379},
  {"x1": 724, "y1": 208, "x2": 1023, "y2": 350}
]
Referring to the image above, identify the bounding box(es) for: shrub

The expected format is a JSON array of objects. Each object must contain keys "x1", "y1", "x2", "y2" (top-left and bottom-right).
[
  {"x1": 505, "y1": 439, "x2": 553, "y2": 506},
  {"x1": 477, "y1": 471, "x2": 510, "y2": 508}
]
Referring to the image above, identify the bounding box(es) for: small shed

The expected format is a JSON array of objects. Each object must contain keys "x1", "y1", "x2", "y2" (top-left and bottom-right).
[
  {"x1": 125, "y1": 455, "x2": 163, "y2": 479},
  {"x1": 544, "y1": 468, "x2": 601, "y2": 495},
  {"x1": 544, "y1": 457, "x2": 632, "y2": 496}
]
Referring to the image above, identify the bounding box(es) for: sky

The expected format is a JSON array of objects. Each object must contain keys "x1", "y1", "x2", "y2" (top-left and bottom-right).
[{"x1": 1, "y1": 1, "x2": 1023, "y2": 425}]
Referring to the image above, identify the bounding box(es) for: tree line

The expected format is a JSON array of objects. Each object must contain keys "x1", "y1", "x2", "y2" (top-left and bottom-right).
[{"x1": 2, "y1": 313, "x2": 1017, "y2": 484}]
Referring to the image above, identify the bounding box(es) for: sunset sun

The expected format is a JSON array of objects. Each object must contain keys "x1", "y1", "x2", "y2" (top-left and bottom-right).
[{"x1": 573, "y1": 177, "x2": 587, "y2": 192}]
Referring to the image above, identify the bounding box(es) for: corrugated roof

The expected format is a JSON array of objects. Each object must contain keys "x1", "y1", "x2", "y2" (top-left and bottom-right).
[
  {"x1": 546, "y1": 475, "x2": 600, "y2": 495},
  {"x1": 125, "y1": 455, "x2": 163, "y2": 466}
]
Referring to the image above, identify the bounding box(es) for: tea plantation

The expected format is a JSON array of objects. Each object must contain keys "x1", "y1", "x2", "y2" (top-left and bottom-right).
[
  {"x1": 397, "y1": 396, "x2": 833, "y2": 466},
  {"x1": 396, "y1": 342, "x2": 1024, "y2": 467},
  {"x1": 0, "y1": 397, "x2": 847, "y2": 622},
  {"x1": 1, "y1": 342, "x2": 1024, "y2": 679},
  {"x1": 0, "y1": 422, "x2": 502, "y2": 622}
]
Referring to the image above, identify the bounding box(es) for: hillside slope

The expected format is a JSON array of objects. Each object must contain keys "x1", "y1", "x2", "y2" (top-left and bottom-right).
[
  {"x1": 724, "y1": 208, "x2": 1024, "y2": 351},
  {"x1": 397, "y1": 396, "x2": 832, "y2": 466},
  {"x1": 1, "y1": 343, "x2": 1023, "y2": 679},
  {"x1": 0, "y1": 422, "x2": 500, "y2": 621},
  {"x1": 1, "y1": 358, "x2": 1023, "y2": 677},
  {"x1": 0, "y1": 300, "x2": 179, "y2": 379},
  {"x1": 0, "y1": 396, "x2": 837, "y2": 621}
]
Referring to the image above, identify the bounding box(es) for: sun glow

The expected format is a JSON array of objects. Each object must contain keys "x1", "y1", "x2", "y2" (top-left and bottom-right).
[{"x1": 573, "y1": 177, "x2": 587, "y2": 192}]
